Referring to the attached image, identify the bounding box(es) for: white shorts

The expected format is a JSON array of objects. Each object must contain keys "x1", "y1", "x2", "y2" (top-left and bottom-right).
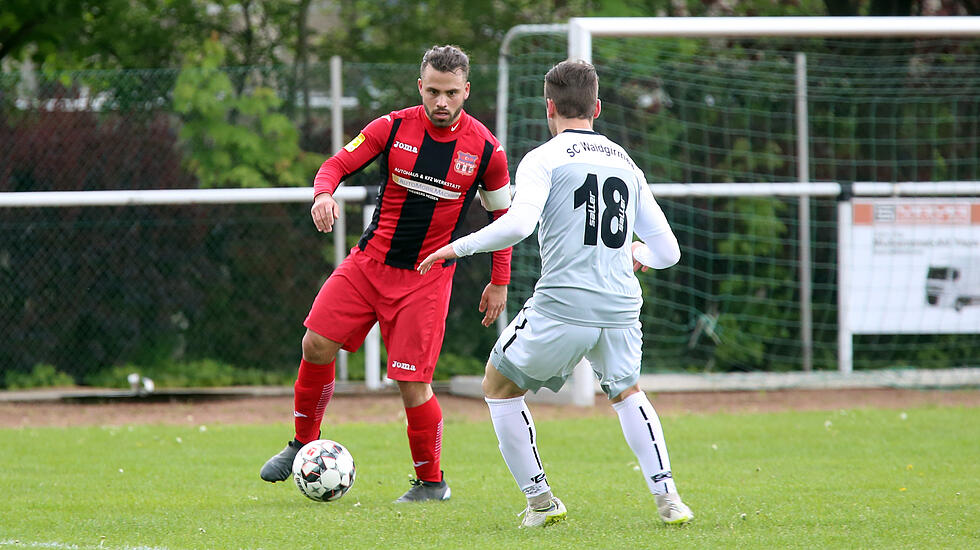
[{"x1": 489, "y1": 305, "x2": 642, "y2": 399}]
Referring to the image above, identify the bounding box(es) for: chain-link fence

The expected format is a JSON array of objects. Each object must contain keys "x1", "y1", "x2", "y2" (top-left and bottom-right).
[
  {"x1": 0, "y1": 61, "x2": 504, "y2": 388},
  {"x1": 9, "y1": 33, "x2": 979, "y2": 389}
]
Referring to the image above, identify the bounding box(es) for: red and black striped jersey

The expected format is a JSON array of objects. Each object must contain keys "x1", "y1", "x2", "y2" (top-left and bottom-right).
[{"x1": 314, "y1": 106, "x2": 512, "y2": 284}]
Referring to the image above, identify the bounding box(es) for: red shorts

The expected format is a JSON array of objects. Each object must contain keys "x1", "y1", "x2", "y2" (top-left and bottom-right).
[{"x1": 304, "y1": 247, "x2": 455, "y2": 383}]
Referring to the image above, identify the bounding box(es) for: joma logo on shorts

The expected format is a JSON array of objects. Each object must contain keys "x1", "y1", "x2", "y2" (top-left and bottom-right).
[{"x1": 392, "y1": 360, "x2": 417, "y2": 371}]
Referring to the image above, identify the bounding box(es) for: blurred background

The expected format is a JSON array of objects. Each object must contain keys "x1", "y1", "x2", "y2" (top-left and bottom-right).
[{"x1": 2, "y1": 0, "x2": 978, "y2": 391}]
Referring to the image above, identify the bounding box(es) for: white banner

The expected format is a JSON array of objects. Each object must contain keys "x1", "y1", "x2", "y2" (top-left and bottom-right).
[{"x1": 841, "y1": 198, "x2": 980, "y2": 334}]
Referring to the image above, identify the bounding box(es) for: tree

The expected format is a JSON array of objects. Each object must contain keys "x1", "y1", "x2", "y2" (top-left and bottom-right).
[
  {"x1": 0, "y1": 0, "x2": 310, "y2": 70},
  {"x1": 173, "y1": 36, "x2": 320, "y2": 188},
  {"x1": 0, "y1": 0, "x2": 84, "y2": 64},
  {"x1": 823, "y1": 0, "x2": 975, "y2": 15},
  {"x1": 4, "y1": 0, "x2": 978, "y2": 72},
  {"x1": 0, "y1": 0, "x2": 214, "y2": 69},
  {"x1": 319, "y1": 0, "x2": 597, "y2": 64}
]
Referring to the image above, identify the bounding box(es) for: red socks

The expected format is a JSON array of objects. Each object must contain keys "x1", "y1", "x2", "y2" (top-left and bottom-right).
[
  {"x1": 293, "y1": 359, "x2": 336, "y2": 444},
  {"x1": 295, "y1": 364, "x2": 442, "y2": 482},
  {"x1": 405, "y1": 395, "x2": 444, "y2": 482}
]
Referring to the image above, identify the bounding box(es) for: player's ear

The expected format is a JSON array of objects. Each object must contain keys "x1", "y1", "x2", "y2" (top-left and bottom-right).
[
  {"x1": 463, "y1": 81, "x2": 470, "y2": 100},
  {"x1": 418, "y1": 78, "x2": 423, "y2": 96},
  {"x1": 593, "y1": 99, "x2": 601, "y2": 119},
  {"x1": 546, "y1": 98, "x2": 557, "y2": 118}
]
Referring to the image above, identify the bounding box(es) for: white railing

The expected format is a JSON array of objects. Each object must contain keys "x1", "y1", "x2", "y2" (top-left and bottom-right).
[
  {"x1": 0, "y1": 186, "x2": 384, "y2": 389},
  {"x1": 5, "y1": 181, "x2": 980, "y2": 401}
]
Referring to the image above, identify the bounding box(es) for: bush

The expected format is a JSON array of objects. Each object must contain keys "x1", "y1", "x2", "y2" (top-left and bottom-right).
[
  {"x1": 84, "y1": 359, "x2": 295, "y2": 389},
  {"x1": 4, "y1": 364, "x2": 75, "y2": 390},
  {"x1": 433, "y1": 352, "x2": 486, "y2": 380}
]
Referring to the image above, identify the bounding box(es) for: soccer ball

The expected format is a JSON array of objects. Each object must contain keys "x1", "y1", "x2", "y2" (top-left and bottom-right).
[{"x1": 291, "y1": 439, "x2": 356, "y2": 502}]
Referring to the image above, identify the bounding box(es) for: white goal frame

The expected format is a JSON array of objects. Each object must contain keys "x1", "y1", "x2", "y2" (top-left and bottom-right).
[{"x1": 528, "y1": 16, "x2": 980, "y2": 406}]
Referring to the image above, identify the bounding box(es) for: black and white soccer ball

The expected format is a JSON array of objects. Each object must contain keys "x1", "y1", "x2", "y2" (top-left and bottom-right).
[{"x1": 291, "y1": 439, "x2": 356, "y2": 502}]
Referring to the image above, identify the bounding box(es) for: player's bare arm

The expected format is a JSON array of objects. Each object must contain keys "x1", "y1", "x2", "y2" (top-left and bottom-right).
[
  {"x1": 417, "y1": 244, "x2": 458, "y2": 275},
  {"x1": 479, "y1": 283, "x2": 507, "y2": 327},
  {"x1": 311, "y1": 192, "x2": 341, "y2": 233}
]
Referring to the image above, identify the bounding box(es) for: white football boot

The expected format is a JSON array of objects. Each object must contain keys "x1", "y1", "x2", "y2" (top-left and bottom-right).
[
  {"x1": 519, "y1": 496, "x2": 567, "y2": 528},
  {"x1": 655, "y1": 493, "x2": 694, "y2": 525}
]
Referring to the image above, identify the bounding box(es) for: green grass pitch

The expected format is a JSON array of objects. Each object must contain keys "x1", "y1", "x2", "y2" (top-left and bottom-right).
[{"x1": 1, "y1": 404, "x2": 978, "y2": 549}]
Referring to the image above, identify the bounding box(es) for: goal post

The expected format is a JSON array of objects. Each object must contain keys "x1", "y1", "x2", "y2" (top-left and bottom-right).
[
  {"x1": 568, "y1": 16, "x2": 980, "y2": 53},
  {"x1": 499, "y1": 17, "x2": 980, "y2": 405}
]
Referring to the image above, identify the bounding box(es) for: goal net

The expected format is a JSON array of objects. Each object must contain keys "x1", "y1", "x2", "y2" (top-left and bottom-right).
[{"x1": 502, "y1": 18, "x2": 980, "y2": 375}]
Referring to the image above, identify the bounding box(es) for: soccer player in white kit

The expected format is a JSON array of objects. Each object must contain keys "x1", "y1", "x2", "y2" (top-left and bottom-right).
[{"x1": 418, "y1": 60, "x2": 693, "y2": 528}]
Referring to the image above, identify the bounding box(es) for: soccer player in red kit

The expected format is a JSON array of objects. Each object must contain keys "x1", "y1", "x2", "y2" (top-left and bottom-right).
[{"x1": 260, "y1": 45, "x2": 513, "y2": 503}]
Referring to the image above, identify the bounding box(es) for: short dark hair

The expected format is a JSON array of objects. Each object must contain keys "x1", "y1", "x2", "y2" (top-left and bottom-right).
[
  {"x1": 544, "y1": 60, "x2": 598, "y2": 119},
  {"x1": 420, "y1": 45, "x2": 470, "y2": 80}
]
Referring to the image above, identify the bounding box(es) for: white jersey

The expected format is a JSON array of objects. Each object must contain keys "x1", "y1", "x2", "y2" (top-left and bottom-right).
[
  {"x1": 451, "y1": 128, "x2": 676, "y2": 328},
  {"x1": 517, "y1": 129, "x2": 668, "y2": 327}
]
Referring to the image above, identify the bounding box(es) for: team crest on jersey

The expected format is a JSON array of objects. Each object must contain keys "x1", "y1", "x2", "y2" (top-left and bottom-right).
[{"x1": 453, "y1": 151, "x2": 478, "y2": 176}]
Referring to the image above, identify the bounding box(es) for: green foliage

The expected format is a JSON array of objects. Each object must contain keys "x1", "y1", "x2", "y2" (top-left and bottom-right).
[
  {"x1": 173, "y1": 38, "x2": 321, "y2": 188},
  {"x1": 3, "y1": 0, "x2": 975, "y2": 74},
  {"x1": 686, "y1": 198, "x2": 796, "y2": 370},
  {"x1": 323, "y1": 0, "x2": 597, "y2": 64},
  {"x1": 0, "y1": 0, "x2": 209, "y2": 69},
  {"x1": 84, "y1": 359, "x2": 294, "y2": 389},
  {"x1": 3, "y1": 363, "x2": 74, "y2": 389},
  {"x1": 434, "y1": 352, "x2": 486, "y2": 380},
  {"x1": 853, "y1": 334, "x2": 980, "y2": 369},
  {"x1": 0, "y1": 1, "x2": 306, "y2": 70},
  {"x1": 0, "y1": 0, "x2": 87, "y2": 65}
]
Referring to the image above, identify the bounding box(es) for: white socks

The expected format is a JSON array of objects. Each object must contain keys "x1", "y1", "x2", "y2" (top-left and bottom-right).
[
  {"x1": 612, "y1": 391, "x2": 678, "y2": 495},
  {"x1": 485, "y1": 396, "x2": 551, "y2": 500},
  {"x1": 487, "y1": 392, "x2": 677, "y2": 502}
]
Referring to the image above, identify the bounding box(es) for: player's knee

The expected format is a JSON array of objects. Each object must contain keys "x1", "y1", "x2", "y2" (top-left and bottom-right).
[
  {"x1": 482, "y1": 360, "x2": 524, "y2": 399},
  {"x1": 609, "y1": 383, "x2": 642, "y2": 404},
  {"x1": 302, "y1": 330, "x2": 338, "y2": 364},
  {"x1": 396, "y1": 381, "x2": 433, "y2": 408}
]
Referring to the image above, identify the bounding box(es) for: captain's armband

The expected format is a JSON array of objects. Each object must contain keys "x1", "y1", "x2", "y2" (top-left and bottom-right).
[{"x1": 478, "y1": 185, "x2": 512, "y2": 211}]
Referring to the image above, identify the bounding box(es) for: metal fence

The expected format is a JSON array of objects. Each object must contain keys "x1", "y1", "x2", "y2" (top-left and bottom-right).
[{"x1": 0, "y1": 60, "x2": 504, "y2": 387}]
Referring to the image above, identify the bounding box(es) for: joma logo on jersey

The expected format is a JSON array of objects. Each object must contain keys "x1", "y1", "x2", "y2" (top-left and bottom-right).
[
  {"x1": 393, "y1": 140, "x2": 418, "y2": 154},
  {"x1": 453, "y1": 151, "x2": 478, "y2": 176},
  {"x1": 392, "y1": 360, "x2": 417, "y2": 372}
]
